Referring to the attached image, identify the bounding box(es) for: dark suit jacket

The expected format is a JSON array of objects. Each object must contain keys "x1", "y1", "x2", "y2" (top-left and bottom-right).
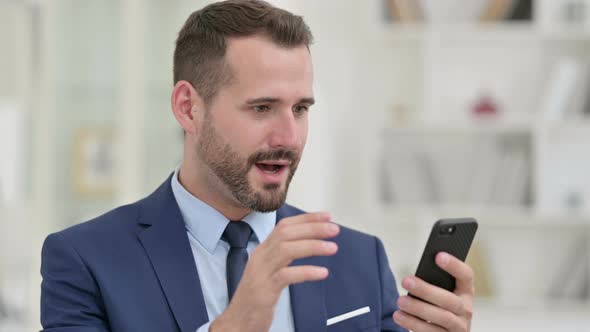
[{"x1": 40, "y1": 176, "x2": 407, "y2": 331}]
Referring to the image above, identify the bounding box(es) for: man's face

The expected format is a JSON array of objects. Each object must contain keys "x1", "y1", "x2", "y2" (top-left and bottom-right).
[{"x1": 195, "y1": 35, "x2": 314, "y2": 212}]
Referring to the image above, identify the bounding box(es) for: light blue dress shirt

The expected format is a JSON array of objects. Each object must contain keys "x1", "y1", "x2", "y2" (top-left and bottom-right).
[{"x1": 171, "y1": 169, "x2": 295, "y2": 332}]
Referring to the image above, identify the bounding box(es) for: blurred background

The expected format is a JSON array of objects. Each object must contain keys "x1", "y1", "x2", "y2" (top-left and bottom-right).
[{"x1": 1, "y1": 0, "x2": 590, "y2": 331}]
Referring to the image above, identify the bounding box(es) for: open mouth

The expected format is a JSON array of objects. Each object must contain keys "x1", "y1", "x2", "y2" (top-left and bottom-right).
[{"x1": 255, "y1": 161, "x2": 289, "y2": 174}]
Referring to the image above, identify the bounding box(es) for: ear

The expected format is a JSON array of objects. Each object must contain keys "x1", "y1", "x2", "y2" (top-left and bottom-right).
[{"x1": 171, "y1": 80, "x2": 204, "y2": 136}]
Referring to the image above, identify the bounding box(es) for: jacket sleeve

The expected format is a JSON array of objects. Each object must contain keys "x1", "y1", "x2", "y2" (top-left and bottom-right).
[
  {"x1": 40, "y1": 232, "x2": 110, "y2": 332},
  {"x1": 375, "y1": 236, "x2": 409, "y2": 332}
]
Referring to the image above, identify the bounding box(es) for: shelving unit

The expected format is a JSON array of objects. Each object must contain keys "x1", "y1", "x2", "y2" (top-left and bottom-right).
[
  {"x1": 344, "y1": 1, "x2": 590, "y2": 327},
  {"x1": 472, "y1": 299, "x2": 590, "y2": 332},
  {"x1": 3, "y1": 0, "x2": 590, "y2": 330}
]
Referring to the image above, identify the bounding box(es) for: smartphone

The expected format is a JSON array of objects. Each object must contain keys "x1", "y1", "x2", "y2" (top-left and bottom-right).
[{"x1": 410, "y1": 218, "x2": 478, "y2": 299}]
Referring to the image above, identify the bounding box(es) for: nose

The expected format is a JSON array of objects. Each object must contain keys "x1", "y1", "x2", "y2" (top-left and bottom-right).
[{"x1": 268, "y1": 110, "x2": 300, "y2": 149}]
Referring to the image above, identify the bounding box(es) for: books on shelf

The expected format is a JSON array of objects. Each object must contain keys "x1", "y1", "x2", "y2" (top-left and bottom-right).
[
  {"x1": 480, "y1": 0, "x2": 516, "y2": 21},
  {"x1": 504, "y1": 0, "x2": 533, "y2": 20},
  {"x1": 540, "y1": 57, "x2": 590, "y2": 122},
  {"x1": 546, "y1": 236, "x2": 589, "y2": 300},
  {"x1": 383, "y1": 134, "x2": 438, "y2": 204},
  {"x1": 583, "y1": 80, "x2": 590, "y2": 117},
  {"x1": 385, "y1": 0, "x2": 424, "y2": 22},
  {"x1": 479, "y1": 0, "x2": 533, "y2": 21},
  {"x1": 490, "y1": 136, "x2": 530, "y2": 206},
  {"x1": 427, "y1": 135, "x2": 475, "y2": 203},
  {"x1": 467, "y1": 138, "x2": 500, "y2": 204},
  {"x1": 537, "y1": 0, "x2": 590, "y2": 32},
  {"x1": 384, "y1": 0, "x2": 533, "y2": 23},
  {"x1": 572, "y1": 61, "x2": 590, "y2": 119},
  {"x1": 381, "y1": 131, "x2": 531, "y2": 206},
  {"x1": 466, "y1": 242, "x2": 494, "y2": 298},
  {"x1": 501, "y1": 148, "x2": 529, "y2": 205}
]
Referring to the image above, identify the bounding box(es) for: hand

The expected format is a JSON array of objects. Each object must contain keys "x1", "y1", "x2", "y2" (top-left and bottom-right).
[
  {"x1": 210, "y1": 212, "x2": 340, "y2": 332},
  {"x1": 393, "y1": 252, "x2": 474, "y2": 332}
]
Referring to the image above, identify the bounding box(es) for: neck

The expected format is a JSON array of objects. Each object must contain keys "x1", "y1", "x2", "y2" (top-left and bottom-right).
[{"x1": 178, "y1": 160, "x2": 251, "y2": 221}]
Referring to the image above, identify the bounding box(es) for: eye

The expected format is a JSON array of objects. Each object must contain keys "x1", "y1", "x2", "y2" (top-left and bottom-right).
[
  {"x1": 293, "y1": 105, "x2": 309, "y2": 115},
  {"x1": 253, "y1": 105, "x2": 270, "y2": 113}
]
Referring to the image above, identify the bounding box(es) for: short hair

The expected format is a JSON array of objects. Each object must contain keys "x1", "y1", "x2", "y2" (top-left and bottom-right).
[{"x1": 173, "y1": 0, "x2": 314, "y2": 106}]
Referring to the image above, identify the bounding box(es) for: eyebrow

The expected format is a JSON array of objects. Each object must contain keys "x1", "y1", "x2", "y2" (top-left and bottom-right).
[{"x1": 245, "y1": 97, "x2": 315, "y2": 106}]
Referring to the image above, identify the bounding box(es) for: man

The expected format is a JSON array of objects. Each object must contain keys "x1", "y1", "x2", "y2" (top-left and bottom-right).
[{"x1": 40, "y1": 1, "x2": 474, "y2": 331}]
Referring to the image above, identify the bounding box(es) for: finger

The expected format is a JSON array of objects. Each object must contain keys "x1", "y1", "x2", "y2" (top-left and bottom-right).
[
  {"x1": 397, "y1": 295, "x2": 465, "y2": 331},
  {"x1": 271, "y1": 239, "x2": 338, "y2": 268},
  {"x1": 274, "y1": 265, "x2": 329, "y2": 287},
  {"x1": 273, "y1": 221, "x2": 340, "y2": 242},
  {"x1": 393, "y1": 310, "x2": 445, "y2": 332},
  {"x1": 401, "y1": 276, "x2": 468, "y2": 317},
  {"x1": 277, "y1": 212, "x2": 331, "y2": 226},
  {"x1": 436, "y1": 252, "x2": 475, "y2": 296}
]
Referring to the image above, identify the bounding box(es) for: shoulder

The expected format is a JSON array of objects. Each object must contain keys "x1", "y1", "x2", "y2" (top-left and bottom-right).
[
  {"x1": 44, "y1": 198, "x2": 147, "y2": 254},
  {"x1": 48, "y1": 175, "x2": 174, "y2": 245},
  {"x1": 64, "y1": 202, "x2": 139, "y2": 236}
]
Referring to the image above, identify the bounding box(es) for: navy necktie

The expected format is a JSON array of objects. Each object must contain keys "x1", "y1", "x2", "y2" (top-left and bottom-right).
[{"x1": 222, "y1": 221, "x2": 252, "y2": 301}]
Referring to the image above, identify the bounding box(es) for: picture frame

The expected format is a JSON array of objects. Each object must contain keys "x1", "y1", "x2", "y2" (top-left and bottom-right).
[{"x1": 72, "y1": 127, "x2": 116, "y2": 196}]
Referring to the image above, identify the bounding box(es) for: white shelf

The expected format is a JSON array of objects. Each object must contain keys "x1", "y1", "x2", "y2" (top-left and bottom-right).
[
  {"x1": 383, "y1": 120, "x2": 533, "y2": 135},
  {"x1": 386, "y1": 22, "x2": 538, "y2": 41},
  {"x1": 536, "y1": 120, "x2": 590, "y2": 132},
  {"x1": 382, "y1": 118, "x2": 590, "y2": 135},
  {"x1": 540, "y1": 29, "x2": 590, "y2": 41},
  {"x1": 382, "y1": 22, "x2": 590, "y2": 42},
  {"x1": 378, "y1": 204, "x2": 590, "y2": 228}
]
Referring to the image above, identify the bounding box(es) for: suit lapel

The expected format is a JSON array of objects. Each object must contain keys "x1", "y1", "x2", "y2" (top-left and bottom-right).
[
  {"x1": 277, "y1": 206, "x2": 327, "y2": 332},
  {"x1": 134, "y1": 186, "x2": 327, "y2": 331},
  {"x1": 137, "y1": 176, "x2": 209, "y2": 332}
]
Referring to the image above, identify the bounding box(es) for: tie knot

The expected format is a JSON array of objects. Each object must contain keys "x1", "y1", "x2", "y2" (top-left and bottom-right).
[{"x1": 222, "y1": 221, "x2": 252, "y2": 248}]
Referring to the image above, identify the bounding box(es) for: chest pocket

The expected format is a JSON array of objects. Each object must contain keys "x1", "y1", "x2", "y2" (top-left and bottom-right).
[{"x1": 327, "y1": 307, "x2": 377, "y2": 331}]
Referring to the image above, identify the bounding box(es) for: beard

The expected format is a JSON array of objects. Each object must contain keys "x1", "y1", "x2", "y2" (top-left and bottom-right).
[{"x1": 196, "y1": 116, "x2": 300, "y2": 212}]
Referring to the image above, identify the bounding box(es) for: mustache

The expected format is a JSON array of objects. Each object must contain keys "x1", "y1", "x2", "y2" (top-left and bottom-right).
[{"x1": 249, "y1": 149, "x2": 299, "y2": 165}]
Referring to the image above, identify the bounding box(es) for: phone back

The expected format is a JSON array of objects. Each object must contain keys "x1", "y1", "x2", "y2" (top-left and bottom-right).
[{"x1": 414, "y1": 218, "x2": 478, "y2": 293}]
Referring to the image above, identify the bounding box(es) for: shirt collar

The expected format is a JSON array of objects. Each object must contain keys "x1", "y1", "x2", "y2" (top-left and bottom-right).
[{"x1": 171, "y1": 168, "x2": 276, "y2": 254}]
